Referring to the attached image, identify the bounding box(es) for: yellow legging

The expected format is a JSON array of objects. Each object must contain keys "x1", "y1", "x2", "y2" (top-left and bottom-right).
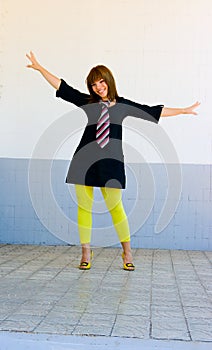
[{"x1": 75, "y1": 185, "x2": 130, "y2": 244}]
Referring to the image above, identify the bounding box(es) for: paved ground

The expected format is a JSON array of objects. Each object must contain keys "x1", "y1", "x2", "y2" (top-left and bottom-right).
[{"x1": 0, "y1": 244, "x2": 211, "y2": 349}]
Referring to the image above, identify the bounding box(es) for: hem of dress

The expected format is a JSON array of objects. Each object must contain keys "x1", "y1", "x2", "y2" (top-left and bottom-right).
[{"x1": 65, "y1": 180, "x2": 126, "y2": 189}]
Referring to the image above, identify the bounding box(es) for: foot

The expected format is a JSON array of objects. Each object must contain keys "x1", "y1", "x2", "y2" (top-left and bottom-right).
[
  {"x1": 79, "y1": 246, "x2": 92, "y2": 270},
  {"x1": 122, "y1": 251, "x2": 135, "y2": 271},
  {"x1": 79, "y1": 261, "x2": 91, "y2": 270}
]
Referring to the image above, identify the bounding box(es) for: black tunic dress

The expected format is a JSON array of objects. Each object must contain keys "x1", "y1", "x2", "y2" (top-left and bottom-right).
[{"x1": 56, "y1": 79, "x2": 164, "y2": 189}]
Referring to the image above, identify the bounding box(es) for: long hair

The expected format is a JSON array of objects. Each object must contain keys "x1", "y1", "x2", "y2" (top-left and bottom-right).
[{"x1": 86, "y1": 65, "x2": 119, "y2": 102}]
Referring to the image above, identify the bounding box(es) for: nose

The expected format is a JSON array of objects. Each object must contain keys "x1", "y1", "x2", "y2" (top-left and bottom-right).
[{"x1": 96, "y1": 82, "x2": 102, "y2": 90}]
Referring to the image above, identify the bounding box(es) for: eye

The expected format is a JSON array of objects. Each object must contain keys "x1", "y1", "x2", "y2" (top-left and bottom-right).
[{"x1": 91, "y1": 79, "x2": 105, "y2": 87}]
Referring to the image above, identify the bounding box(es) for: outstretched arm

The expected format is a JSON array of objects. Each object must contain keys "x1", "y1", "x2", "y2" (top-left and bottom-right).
[
  {"x1": 26, "y1": 51, "x2": 61, "y2": 90},
  {"x1": 161, "y1": 101, "x2": 200, "y2": 117}
]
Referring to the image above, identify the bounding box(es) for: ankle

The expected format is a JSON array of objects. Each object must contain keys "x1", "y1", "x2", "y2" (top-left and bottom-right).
[
  {"x1": 122, "y1": 250, "x2": 133, "y2": 263},
  {"x1": 123, "y1": 249, "x2": 132, "y2": 257},
  {"x1": 121, "y1": 241, "x2": 132, "y2": 256},
  {"x1": 81, "y1": 244, "x2": 90, "y2": 252},
  {"x1": 81, "y1": 245, "x2": 91, "y2": 261}
]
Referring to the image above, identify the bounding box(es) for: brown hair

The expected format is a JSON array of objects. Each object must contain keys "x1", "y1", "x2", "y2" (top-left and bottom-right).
[{"x1": 86, "y1": 65, "x2": 119, "y2": 102}]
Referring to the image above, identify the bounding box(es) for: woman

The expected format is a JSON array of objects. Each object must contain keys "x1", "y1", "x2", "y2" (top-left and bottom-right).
[{"x1": 26, "y1": 51, "x2": 200, "y2": 271}]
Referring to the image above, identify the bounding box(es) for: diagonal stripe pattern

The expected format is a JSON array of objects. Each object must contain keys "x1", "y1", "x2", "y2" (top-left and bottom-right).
[{"x1": 96, "y1": 101, "x2": 110, "y2": 148}]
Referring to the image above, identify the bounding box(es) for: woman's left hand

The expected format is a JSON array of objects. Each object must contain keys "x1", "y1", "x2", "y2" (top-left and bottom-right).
[{"x1": 183, "y1": 101, "x2": 201, "y2": 115}]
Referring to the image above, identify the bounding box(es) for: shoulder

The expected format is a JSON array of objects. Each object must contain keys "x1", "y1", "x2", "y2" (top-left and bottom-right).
[
  {"x1": 116, "y1": 96, "x2": 128, "y2": 104},
  {"x1": 116, "y1": 96, "x2": 139, "y2": 104},
  {"x1": 56, "y1": 79, "x2": 90, "y2": 106},
  {"x1": 116, "y1": 96, "x2": 142, "y2": 108}
]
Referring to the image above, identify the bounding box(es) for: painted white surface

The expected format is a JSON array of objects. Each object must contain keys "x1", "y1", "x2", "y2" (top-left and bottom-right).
[
  {"x1": 0, "y1": 332, "x2": 211, "y2": 350},
  {"x1": 0, "y1": 0, "x2": 211, "y2": 163}
]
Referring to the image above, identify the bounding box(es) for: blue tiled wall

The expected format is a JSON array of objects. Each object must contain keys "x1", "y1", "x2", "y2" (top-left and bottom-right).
[{"x1": 0, "y1": 158, "x2": 211, "y2": 250}]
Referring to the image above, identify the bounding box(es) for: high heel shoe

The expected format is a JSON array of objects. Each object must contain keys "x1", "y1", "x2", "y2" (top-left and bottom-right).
[
  {"x1": 122, "y1": 252, "x2": 135, "y2": 271},
  {"x1": 79, "y1": 250, "x2": 93, "y2": 270}
]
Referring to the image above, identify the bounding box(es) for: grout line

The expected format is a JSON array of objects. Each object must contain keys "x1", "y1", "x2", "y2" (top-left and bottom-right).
[
  {"x1": 187, "y1": 251, "x2": 212, "y2": 301},
  {"x1": 0, "y1": 244, "x2": 39, "y2": 267},
  {"x1": 203, "y1": 251, "x2": 212, "y2": 266},
  {"x1": 149, "y1": 249, "x2": 154, "y2": 339},
  {"x1": 170, "y1": 250, "x2": 192, "y2": 341}
]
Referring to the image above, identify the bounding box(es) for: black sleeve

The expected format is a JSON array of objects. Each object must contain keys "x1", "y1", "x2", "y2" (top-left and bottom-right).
[
  {"x1": 56, "y1": 79, "x2": 90, "y2": 107},
  {"x1": 119, "y1": 97, "x2": 164, "y2": 123}
]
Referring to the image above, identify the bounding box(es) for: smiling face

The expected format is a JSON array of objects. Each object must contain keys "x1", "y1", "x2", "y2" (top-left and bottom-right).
[
  {"x1": 91, "y1": 78, "x2": 109, "y2": 101},
  {"x1": 86, "y1": 65, "x2": 118, "y2": 103}
]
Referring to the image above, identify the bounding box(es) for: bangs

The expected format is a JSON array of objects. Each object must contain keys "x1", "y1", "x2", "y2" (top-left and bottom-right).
[{"x1": 87, "y1": 67, "x2": 103, "y2": 86}]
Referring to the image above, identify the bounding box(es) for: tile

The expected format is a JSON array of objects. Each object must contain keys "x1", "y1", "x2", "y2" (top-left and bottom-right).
[
  {"x1": 184, "y1": 306, "x2": 212, "y2": 320},
  {"x1": 118, "y1": 301, "x2": 150, "y2": 317},
  {"x1": 34, "y1": 322, "x2": 75, "y2": 335},
  {"x1": 55, "y1": 299, "x2": 88, "y2": 312},
  {"x1": 187, "y1": 318, "x2": 212, "y2": 342},
  {"x1": 152, "y1": 316, "x2": 188, "y2": 332},
  {"x1": 151, "y1": 307, "x2": 190, "y2": 340},
  {"x1": 72, "y1": 324, "x2": 112, "y2": 336},
  {"x1": 112, "y1": 315, "x2": 149, "y2": 338},
  {"x1": 43, "y1": 311, "x2": 82, "y2": 325},
  {"x1": 0, "y1": 315, "x2": 44, "y2": 332},
  {"x1": 151, "y1": 305, "x2": 185, "y2": 319},
  {"x1": 180, "y1": 295, "x2": 211, "y2": 308},
  {"x1": 11, "y1": 303, "x2": 53, "y2": 317},
  {"x1": 85, "y1": 302, "x2": 119, "y2": 314},
  {"x1": 151, "y1": 292, "x2": 181, "y2": 304},
  {"x1": 0, "y1": 309, "x2": 16, "y2": 321},
  {"x1": 79, "y1": 313, "x2": 116, "y2": 327},
  {"x1": 151, "y1": 327, "x2": 190, "y2": 341}
]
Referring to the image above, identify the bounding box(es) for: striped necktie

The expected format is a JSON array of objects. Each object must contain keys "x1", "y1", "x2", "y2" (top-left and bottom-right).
[{"x1": 96, "y1": 100, "x2": 110, "y2": 148}]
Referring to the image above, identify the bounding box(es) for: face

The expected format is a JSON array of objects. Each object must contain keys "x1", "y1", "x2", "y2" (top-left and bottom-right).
[{"x1": 91, "y1": 78, "x2": 108, "y2": 100}]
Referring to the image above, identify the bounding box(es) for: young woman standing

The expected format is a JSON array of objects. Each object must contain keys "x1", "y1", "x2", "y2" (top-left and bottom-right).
[{"x1": 26, "y1": 51, "x2": 200, "y2": 271}]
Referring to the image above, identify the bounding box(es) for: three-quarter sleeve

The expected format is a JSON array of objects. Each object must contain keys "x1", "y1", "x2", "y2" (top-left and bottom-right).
[
  {"x1": 56, "y1": 79, "x2": 90, "y2": 107},
  {"x1": 119, "y1": 97, "x2": 164, "y2": 123}
]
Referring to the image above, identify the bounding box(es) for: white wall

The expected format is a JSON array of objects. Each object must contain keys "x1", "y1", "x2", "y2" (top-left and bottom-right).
[{"x1": 0, "y1": 0, "x2": 211, "y2": 164}]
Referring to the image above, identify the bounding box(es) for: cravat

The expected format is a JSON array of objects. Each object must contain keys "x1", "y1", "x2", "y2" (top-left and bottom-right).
[{"x1": 96, "y1": 101, "x2": 110, "y2": 148}]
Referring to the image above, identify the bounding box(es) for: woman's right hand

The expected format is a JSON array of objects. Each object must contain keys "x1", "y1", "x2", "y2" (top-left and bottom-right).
[
  {"x1": 26, "y1": 51, "x2": 41, "y2": 71},
  {"x1": 26, "y1": 51, "x2": 61, "y2": 90}
]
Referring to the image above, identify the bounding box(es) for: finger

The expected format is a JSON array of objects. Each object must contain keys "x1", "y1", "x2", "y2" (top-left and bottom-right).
[
  {"x1": 190, "y1": 102, "x2": 200, "y2": 110},
  {"x1": 30, "y1": 51, "x2": 35, "y2": 59}
]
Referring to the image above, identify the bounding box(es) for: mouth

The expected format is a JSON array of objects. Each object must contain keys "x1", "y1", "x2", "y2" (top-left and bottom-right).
[{"x1": 97, "y1": 89, "x2": 106, "y2": 95}]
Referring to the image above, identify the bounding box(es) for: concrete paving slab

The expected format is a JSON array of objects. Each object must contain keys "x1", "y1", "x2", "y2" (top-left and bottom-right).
[{"x1": 0, "y1": 245, "x2": 211, "y2": 348}]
